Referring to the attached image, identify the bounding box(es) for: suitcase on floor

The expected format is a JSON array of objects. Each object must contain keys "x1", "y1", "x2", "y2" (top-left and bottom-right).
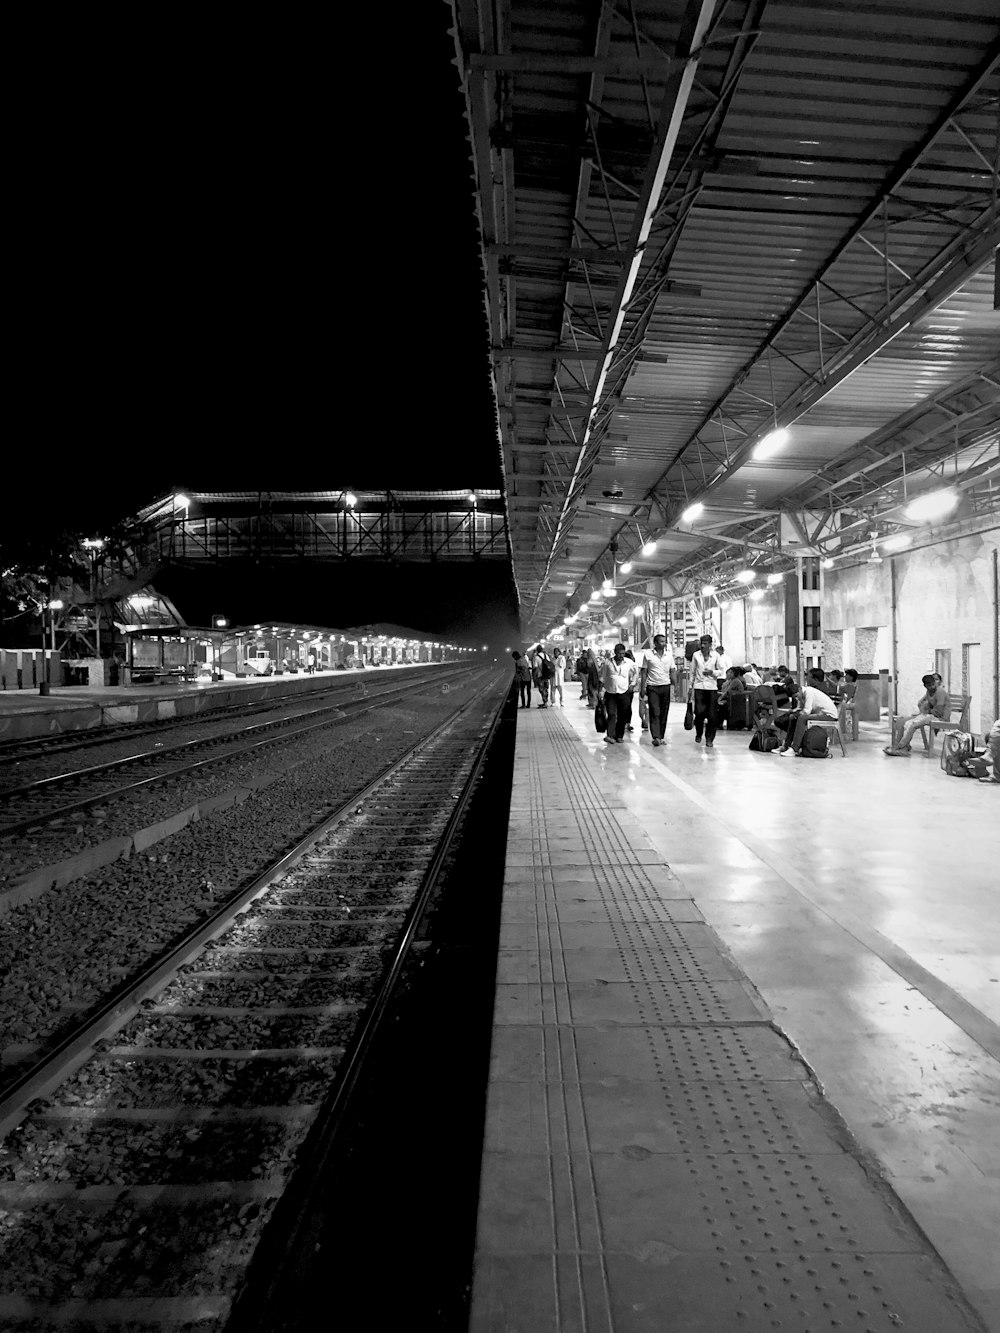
[{"x1": 727, "y1": 691, "x2": 751, "y2": 731}]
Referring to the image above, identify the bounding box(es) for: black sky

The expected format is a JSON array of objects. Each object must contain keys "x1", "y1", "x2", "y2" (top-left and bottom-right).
[{"x1": 12, "y1": 10, "x2": 499, "y2": 540}]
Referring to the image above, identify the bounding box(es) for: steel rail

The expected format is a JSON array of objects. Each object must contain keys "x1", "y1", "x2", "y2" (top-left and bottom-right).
[
  {"x1": 0, "y1": 663, "x2": 467, "y2": 761},
  {"x1": 0, "y1": 673, "x2": 506, "y2": 1143},
  {"x1": 223, "y1": 678, "x2": 511, "y2": 1332},
  {"x1": 0, "y1": 665, "x2": 472, "y2": 799},
  {"x1": 0, "y1": 671, "x2": 480, "y2": 840}
]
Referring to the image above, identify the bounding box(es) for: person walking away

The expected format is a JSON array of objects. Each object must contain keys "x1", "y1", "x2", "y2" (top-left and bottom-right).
[
  {"x1": 575, "y1": 651, "x2": 589, "y2": 699},
  {"x1": 512, "y1": 651, "x2": 531, "y2": 708},
  {"x1": 639, "y1": 633, "x2": 676, "y2": 747},
  {"x1": 528, "y1": 646, "x2": 545, "y2": 707},
  {"x1": 884, "y1": 673, "x2": 950, "y2": 755},
  {"x1": 535, "y1": 644, "x2": 553, "y2": 707},
  {"x1": 551, "y1": 649, "x2": 566, "y2": 706},
  {"x1": 780, "y1": 668, "x2": 839, "y2": 755},
  {"x1": 585, "y1": 649, "x2": 602, "y2": 707},
  {"x1": 599, "y1": 642, "x2": 638, "y2": 744},
  {"x1": 690, "y1": 634, "x2": 724, "y2": 748}
]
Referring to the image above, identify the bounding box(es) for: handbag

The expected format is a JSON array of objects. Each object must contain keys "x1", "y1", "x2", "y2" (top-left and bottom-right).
[
  {"x1": 683, "y1": 695, "x2": 694, "y2": 730},
  {"x1": 594, "y1": 699, "x2": 608, "y2": 734}
]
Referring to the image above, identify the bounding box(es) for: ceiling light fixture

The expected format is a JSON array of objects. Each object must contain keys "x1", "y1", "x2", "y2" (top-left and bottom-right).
[
  {"x1": 642, "y1": 539, "x2": 658, "y2": 557},
  {"x1": 904, "y1": 489, "x2": 958, "y2": 522},
  {"x1": 767, "y1": 572, "x2": 784, "y2": 585},
  {"x1": 701, "y1": 584, "x2": 716, "y2": 596},
  {"x1": 681, "y1": 502, "x2": 704, "y2": 523},
  {"x1": 619, "y1": 561, "x2": 633, "y2": 575},
  {"x1": 881, "y1": 534, "x2": 912, "y2": 551},
  {"x1": 752, "y1": 427, "x2": 789, "y2": 461},
  {"x1": 749, "y1": 589, "x2": 765, "y2": 601},
  {"x1": 735, "y1": 569, "x2": 757, "y2": 584}
]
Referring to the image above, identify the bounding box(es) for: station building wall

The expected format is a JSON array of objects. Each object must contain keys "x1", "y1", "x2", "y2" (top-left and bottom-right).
[{"x1": 745, "y1": 526, "x2": 999, "y2": 736}]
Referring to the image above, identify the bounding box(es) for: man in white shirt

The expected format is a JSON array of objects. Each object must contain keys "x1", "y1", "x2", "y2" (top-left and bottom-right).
[
  {"x1": 639, "y1": 633, "x2": 676, "y2": 747},
  {"x1": 599, "y1": 642, "x2": 639, "y2": 744},
  {"x1": 690, "y1": 634, "x2": 725, "y2": 748},
  {"x1": 715, "y1": 643, "x2": 732, "y2": 677},
  {"x1": 779, "y1": 668, "x2": 839, "y2": 755}
]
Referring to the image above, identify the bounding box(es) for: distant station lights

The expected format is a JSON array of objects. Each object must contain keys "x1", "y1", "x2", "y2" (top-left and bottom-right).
[{"x1": 343, "y1": 492, "x2": 358, "y2": 509}]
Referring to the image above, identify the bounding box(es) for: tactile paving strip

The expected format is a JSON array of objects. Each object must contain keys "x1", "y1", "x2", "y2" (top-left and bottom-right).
[{"x1": 472, "y1": 709, "x2": 985, "y2": 1332}]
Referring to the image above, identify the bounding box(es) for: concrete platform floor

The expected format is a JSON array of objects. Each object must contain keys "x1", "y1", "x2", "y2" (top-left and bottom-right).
[{"x1": 477, "y1": 697, "x2": 999, "y2": 1331}]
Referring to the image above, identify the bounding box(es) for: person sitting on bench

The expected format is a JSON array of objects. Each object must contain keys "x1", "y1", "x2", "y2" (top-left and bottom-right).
[
  {"x1": 884, "y1": 673, "x2": 950, "y2": 756},
  {"x1": 779, "y1": 668, "x2": 839, "y2": 755}
]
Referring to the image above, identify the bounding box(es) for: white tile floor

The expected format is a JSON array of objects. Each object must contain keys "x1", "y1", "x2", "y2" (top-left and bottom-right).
[{"x1": 525, "y1": 695, "x2": 1000, "y2": 1330}]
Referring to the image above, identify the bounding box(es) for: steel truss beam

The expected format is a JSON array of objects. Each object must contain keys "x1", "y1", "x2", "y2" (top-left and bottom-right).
[
  {"x1": 563, "y1": 52, "x2": 1000, "y2": 626},
  {"x1": 524, "y1": 0, "x2": 768, "y2": 618}
]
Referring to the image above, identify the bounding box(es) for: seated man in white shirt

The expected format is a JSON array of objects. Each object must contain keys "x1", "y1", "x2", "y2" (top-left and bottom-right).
[{"x1": 779, "y1": 668, "x2": 839, "y2": 755}]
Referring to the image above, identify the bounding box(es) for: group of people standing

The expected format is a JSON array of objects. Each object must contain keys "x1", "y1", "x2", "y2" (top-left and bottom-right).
[{"x1": 511, "y1": 645, "x2": 566, "y2": 709}]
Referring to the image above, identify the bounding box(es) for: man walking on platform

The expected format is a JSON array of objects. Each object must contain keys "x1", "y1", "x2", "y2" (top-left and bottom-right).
[
  {"x1": 599, "y1": 642, "x2": 638, "y2": 744},
  {"x1": 639, "y1": 633, "x2": 676, "y2": 747},
  {"x1": 690, "y1": 634, "x2": 724, "y2": 748}
]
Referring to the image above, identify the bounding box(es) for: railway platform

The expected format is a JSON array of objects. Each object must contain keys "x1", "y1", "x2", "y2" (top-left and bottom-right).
[
  {"x1": 0, "y1": 663, "x2": 441, "y2": 745},
  {"x1": 472, "y1": 698, "x2": 999, "y2": 1331}
]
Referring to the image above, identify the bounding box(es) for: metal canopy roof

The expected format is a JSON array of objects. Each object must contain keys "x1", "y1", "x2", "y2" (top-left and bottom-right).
[{"x1": 452, "y1": 0, "x2": 1000, "y2": 635}]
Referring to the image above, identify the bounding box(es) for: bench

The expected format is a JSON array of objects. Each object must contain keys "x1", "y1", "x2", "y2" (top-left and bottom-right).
[{"x1": 891, "y1": 693, "x2": 971, "y2": 754}]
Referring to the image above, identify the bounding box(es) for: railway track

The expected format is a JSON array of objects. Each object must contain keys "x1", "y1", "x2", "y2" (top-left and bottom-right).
[
  {"x1": 0, "y1": 673, "x2": 509, "y2": 1330},
  {"x1": 0, "y1": 667, "x2": 475, "y2": 838},
  {"x1": 0, "y1": 663, "x2": 469, "y2": 775}
]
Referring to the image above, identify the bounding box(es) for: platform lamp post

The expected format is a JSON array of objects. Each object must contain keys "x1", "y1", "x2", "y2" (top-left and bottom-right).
[
  {"x1": 81, "y1": 538, "x2": 105, "y2": 663},
  {"x1": 39, "y1": 599, "x2": 64, "y2": 695},
  {"x1": 211, "y1": 616, "x2": 228, "y2": 680}
]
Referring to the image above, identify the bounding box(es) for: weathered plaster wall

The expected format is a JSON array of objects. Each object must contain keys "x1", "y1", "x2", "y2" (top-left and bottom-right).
[{"x1": 743, "y1": 527, "x2": 999, "y2": 733}]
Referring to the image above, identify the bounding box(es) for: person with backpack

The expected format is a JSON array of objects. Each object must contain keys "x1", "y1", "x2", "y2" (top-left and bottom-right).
[
  {"x1": 511, "y1": 651, "x2": 532, "y2": 708},
  {"x1": 533, "y1": 644, "x2": 554, "y2": 707},
  {"x1": 779, "y1": 667, "x2": 839, "y2": 756},
  {"x1": 884, "y1": 673, "x2": 950, "y2": 755},
  {"x1": 575, "y1": 651, "x2": 589, "y2": 699}
]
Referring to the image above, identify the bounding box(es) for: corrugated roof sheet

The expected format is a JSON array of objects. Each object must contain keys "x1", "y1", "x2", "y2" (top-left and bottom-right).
[{"x1": 454, "y1": 0, "x2": 999, "y2": 632}]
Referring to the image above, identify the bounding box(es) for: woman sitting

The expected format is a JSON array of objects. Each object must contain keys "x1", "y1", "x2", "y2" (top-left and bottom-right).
[{"x1": 717, "y1": 666, "x2": 746, "y2": 729}]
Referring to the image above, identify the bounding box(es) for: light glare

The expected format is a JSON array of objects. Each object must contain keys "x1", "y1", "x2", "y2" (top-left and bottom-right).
[
  {"x1": 752, "y1": 428, "x2": 789, "y2": 461},
  {"x1": 904, "y1": 488, "x2": 958, "y2": 522}
]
